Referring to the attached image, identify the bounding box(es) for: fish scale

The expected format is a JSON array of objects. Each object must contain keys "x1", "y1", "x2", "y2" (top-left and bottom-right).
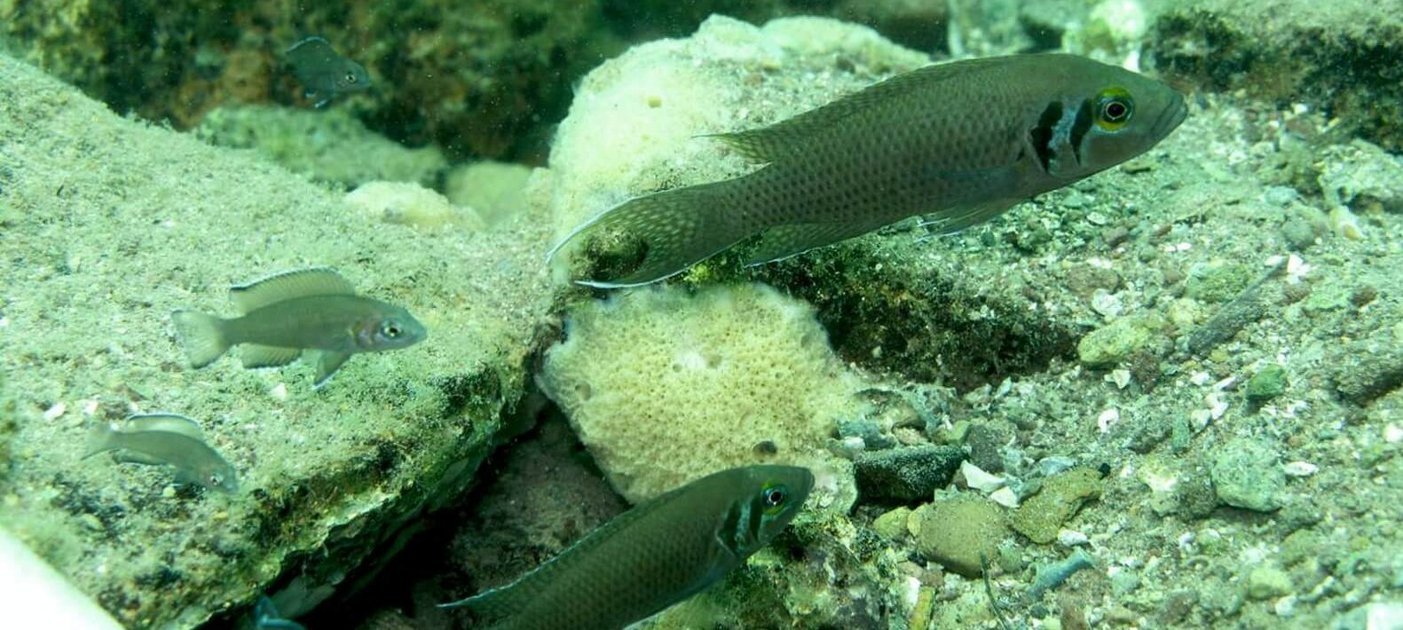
[
  {"x1": 551, "y1": 54, "x2": 1186, "y2": 287},
  {"x1": 442, "y1": 465, "x2": 813, "y2": 630}
]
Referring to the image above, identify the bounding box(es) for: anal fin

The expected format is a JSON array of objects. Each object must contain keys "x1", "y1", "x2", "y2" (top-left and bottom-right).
[{"x1": 241, "y1": 345, "x2": 302, "y2": 369}]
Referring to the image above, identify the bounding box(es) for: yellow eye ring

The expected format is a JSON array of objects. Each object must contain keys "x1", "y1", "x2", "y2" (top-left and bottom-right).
[
  {"x1": 1095, "y1": 87, "x2": 1134, "y2": 131},
  {"x1": 761, "y1": 482, "x2": 789, "y2": 514}
]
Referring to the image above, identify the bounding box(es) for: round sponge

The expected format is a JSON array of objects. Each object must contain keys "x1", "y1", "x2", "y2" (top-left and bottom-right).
[{"x1": 541, "y1": 283, "x2": 861, "y2": 505}]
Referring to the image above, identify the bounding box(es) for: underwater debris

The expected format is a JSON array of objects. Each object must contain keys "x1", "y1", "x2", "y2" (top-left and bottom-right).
[
  {"x1": 83, "y1": 413, "x2": 238, "y2": 493},
  {"x1": 1183, "y1": 259, "x2": 1287, "y2": 357},
  {"x1": 552, "y1": 54, "x2": 1186, "y2": 287},
  {"x1": 1027, "y1": 548, "x2": 1096, "y2": 601},
  {"x1": 284, "y1": 36, "x2": 370, "y2": 108},
  {"x1": 172, "y1": 267, "x2": 426, "y2": 388},
  {"x1": 439, "y1": 465, "x2": 813, "y2": 630}
]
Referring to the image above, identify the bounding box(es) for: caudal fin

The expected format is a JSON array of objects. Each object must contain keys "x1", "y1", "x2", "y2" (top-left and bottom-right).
[
  {"x1": 171, "y1": 310, "x2": 231, "y2": 368},
  {"x1": 548, "y1": 181, "x2": 745, "y2": 288},
  {"x1": 82, "y1": 422, "x2": 117, "y2": 459}
]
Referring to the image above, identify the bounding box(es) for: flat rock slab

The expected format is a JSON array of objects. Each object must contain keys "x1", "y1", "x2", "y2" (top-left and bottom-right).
[
  {"x1": 1150, "y1": 0, "x2": 1403, "y2": 151},
  {"x1": 0, "y1": 54, "x2": 553, "y2": 627}
]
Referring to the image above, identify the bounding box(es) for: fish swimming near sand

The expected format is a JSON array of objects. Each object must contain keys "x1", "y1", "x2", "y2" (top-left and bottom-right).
[
  {"x1": 285, "y1": 36, "x2": 370, "y2": 108},
  {"x1": 84, "y1": 413, "x2": 238, "y2": 493},
  {"x1": 550, "y1": 53, "x2": 1188, "y2": 287},
  {"x1": 172, "y1": 267, "x2": 426, "y2": 387},
  {"x1": 440, "y1": 464, "x2": 814, "y2": 630}
]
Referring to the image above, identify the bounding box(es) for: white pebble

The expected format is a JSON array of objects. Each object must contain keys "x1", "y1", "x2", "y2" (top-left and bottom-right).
[
  {"x1": 1058, "y1": 529, "x2": 1091, "y2": 547},
  {"x1": 1108, "y1": 369, "x2": 1132, "y2": 390},
  {"x1": 989, "y1": 486, "x2": 1020, "y2": 508},
  {"x1": 960, "y1": 460, "x2": 1005, "y2": 493},
  {"x1": 1097, "y1": 407, "x2": 1120, "y2": 433},
  {"x1": 269, "y1": 382, "x2": 289, "y2": 401},
  {"x1": 1386, "y1": 424, "x2": 1402, "y2": 444},
  {"x1": 1282, "y1": 461, "x2": 1318, "y2": 477},
  {"x1": 42, "y1": 402, "x2": 66, "y2": 421},
  {"x1": 1091, "y1": 290, "x2": 1123, "y2": 319}
]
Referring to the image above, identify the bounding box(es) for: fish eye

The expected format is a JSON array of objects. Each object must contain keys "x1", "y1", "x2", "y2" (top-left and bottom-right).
[
  {"x1": 381, "y1": 322, "x2": 402, "y2": 338},
  {"x1": 1095, "y1": 87, "x2": 1134, "y2": 131},
  {"x1": 344, "y1": 72, "x2": 359, "y2": 84},
  {"x1": 761, "y1": 483, "x2": 788, "y2": 512}
]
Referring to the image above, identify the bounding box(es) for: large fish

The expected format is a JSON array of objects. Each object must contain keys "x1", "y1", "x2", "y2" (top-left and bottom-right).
[
  {"x1": 171, "y1": 267, "x2": 426, "y2": 387},
  {"x1": 440, "y1": 465, "x2": 814, "y2": 630},
  {"x1": 551, "y1": 54, "x2": 1187, "y2": 287}
]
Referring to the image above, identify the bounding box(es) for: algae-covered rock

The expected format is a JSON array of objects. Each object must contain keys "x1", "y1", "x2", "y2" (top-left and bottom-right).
[
  {"x1": 1, "y1": 0, "x2": 616, "y2": 161},
  {"x1": 443, "y1": 161, "x2": 534, "y2": 229},
  {"x1": 1078, "y1": 314, "x2": 1165, "y2": 368},
  {"x1": 345, "y1": 181, "x2": 484, "y2": 231},
  {"x1": 0, "y1": 370, "x2": 14, "y2": 483},
  {"x1": 1245, "y1": 364, "x2": 1288, "y2": 404},
  {"x1": 913, "y1": 493, "x2": 1010, "y2": 577},
  {"x1": 1010, "y1": 467, "x2": 1104, "y2": 544},
  {"x1": 0, "y1": 52, "x2": 553, "y2": 627},
  {"x1": 1150, "y1": 0, "x2": 1403, "y2": 151},
  {"x1": 196, "y1": 105, "x2": 447, "y2": 187},
  {"x1": 1244, "y1": 565, "x2": 1294, "y2": 600},
  {"x1": 1209, "y1": 437, "x2": 1285, "y2": 512},
  {"x1": 872, "y1": 506, "x2": 912, "y2": 540},
  {"x1": 854, "y1": 444, "x2": 966, "y2": 504},
  {"x1": 1184, "y1": 260, "x2": 1254, "y2": 305}
]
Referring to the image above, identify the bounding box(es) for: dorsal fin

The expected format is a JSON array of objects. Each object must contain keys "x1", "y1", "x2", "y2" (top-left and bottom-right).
[
  {"x1": 229, "y1": 267, "x2": 356, "y2": 314},
  {"x1": 707, "y1": 59, "x2": 999, "y2": 163},
  {"x1": 120, "y1": 413, "x2": 206, "y2": 441}
]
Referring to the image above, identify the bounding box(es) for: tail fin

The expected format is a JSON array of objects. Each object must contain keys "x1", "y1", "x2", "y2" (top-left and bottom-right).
[
  {"x1": 171, "y1": 310, "x2": 231, "y2": 368},
  {"x1": 548, "y1": 181, "x2": 745, "y2": 288},
  {"x1": 82, "y1": 422, "x2": 116, "y2": 459}
]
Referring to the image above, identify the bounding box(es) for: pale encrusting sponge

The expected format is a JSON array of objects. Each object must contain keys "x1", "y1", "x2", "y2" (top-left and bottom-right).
[{"x1": 539, "y1": 282, "x2": 863, "y2": 509}]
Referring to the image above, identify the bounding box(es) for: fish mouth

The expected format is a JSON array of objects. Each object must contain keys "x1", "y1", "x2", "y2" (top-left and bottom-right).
[{"x1": 1153, "y1": 94, "x2": 1189, "y2": 139}]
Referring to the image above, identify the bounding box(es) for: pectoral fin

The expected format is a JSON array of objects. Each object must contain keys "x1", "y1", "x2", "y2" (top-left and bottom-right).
[{"x1": 313, "y1": 350, "x2": 352, "y2": 387}]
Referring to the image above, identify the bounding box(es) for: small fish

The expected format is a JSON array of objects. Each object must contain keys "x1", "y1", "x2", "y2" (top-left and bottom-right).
[
  {"x1": 550, "y1": 54, "x2": 1188, "y2": 287},
  {"x1": 172, "y1": 267, "x2": 426, "y2": 387},
  {"x1": 440, "y1": 465, "x2": 814, "y2": 630},
  {"x1": 250, "y1": 596, "x2": 306, "y2": 630},
  {"x1": 285, "y1": 36, "x2": 370, "y2": 108},
  {"x1": 84, "y1": 413, "x2": 238, "y2": 493}
]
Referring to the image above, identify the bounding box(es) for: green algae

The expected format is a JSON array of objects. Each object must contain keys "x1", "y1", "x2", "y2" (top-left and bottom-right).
[
  {"x1": 1245, "y1": 364, "x2": 1288, "y2": 403},
  {"x1": 914, "y1": 493, "x2": 1009, "y2": 577},
  {"x1": 1010, "y1": 467, "x2": 1104, "y2": 544}
]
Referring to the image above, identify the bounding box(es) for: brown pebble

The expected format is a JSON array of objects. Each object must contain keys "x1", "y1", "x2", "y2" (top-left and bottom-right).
[{"x1": 1350, "y1": 285, "x2": 1378, "y2": 308}]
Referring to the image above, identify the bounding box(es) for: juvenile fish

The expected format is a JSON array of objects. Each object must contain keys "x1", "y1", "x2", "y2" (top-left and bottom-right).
[
  {"x1": 440, "y1": 465, "x2": 814, "y2": 630},
  {"x1": 84, "y1": 413, "x2": 238, "y2": 493},
  {"x1": 285, "y1": 36, "x2": 370, "y2": 108},
  {"x1": 551, "y1": 54, "x2": 1188, "y2": 287},
  {"x1": 172, "y1": 267, "x2": 426, "y2": 387}
]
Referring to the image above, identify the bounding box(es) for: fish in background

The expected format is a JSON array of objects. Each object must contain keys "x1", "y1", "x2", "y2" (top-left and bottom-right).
[
  {"x1": 84, "y1": 413, "x2": 238, "y2": 493},
  {"x1": 285, "y1": 36, "x2": 371, "y2": 108},
  {"x1": 172, "y1": 267, "x2": 426, "y2": 387},
  {"x1": 440, "y1": 465, "x2": 814, "y2": 630},
  {"x1": 550, "y1": 53, "x2": 1188, "y2": 288}
]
